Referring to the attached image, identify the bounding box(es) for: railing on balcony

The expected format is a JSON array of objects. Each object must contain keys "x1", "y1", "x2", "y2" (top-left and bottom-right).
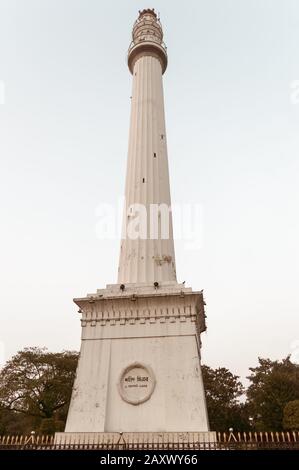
[{"x1": 128, "y1": 38, "x2": 167, "y2": 56}]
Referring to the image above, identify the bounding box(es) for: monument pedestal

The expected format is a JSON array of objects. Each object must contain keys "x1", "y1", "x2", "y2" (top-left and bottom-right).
[{"x1": 64, "y1": 282, "x2": 209, "y2": 433}]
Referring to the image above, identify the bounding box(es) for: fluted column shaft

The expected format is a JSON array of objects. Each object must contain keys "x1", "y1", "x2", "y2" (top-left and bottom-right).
[{"x1": 118, "y1": 55, "x2": 176, "y2": 284}]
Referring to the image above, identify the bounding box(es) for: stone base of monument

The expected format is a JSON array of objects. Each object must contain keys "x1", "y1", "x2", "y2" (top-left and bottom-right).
[
  {"x1": 64, "y1": 282, "x2": 210, "y2": 433},
  {"x1": 54, "y1": 431, "x2": 217, "y2": 449}
]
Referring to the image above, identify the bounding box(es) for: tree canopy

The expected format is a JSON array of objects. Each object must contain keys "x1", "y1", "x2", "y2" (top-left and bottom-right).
[
  {"x1": 247, "y1": 357, "x2": 299, "y2": 431},
  {"x1": 0, "y1": 347, "x2": 78, "y2": 434},
  {"x1": 202, "y1": 365, "x2": 249, "y2": 431},
  {"x1": 283, "y1": 400, "x2": 299, "y2": 430}
]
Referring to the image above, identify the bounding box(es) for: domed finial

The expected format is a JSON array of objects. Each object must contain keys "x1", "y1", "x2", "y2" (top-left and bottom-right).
[{"x1": 138, "y1": 8, "x2": 157, "y2": 19}]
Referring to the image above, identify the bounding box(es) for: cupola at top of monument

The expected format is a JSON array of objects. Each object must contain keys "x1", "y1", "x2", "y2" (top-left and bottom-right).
[
  {"x1": 128, "y1": 8, "x2": 168, "y2": 75},
  {"x1": 132, "y1": 9, "x2": 164, "y2": 47}
]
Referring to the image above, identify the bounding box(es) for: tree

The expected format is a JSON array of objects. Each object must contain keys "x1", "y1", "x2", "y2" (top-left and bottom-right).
[
  {"x1": 202, "y1": 365, "x2": 249, "y2": 431},
  {"x1": 0, "y1": 347, "x2": 78, "y2": 434},
  {"x1": 0, "y1": 406, "x2": 35, "y2": 435},
  {"x1": 247, "y1": 357, "x2": 299, "y2": 431},
  {"x1": 283, "y1": 400, "x2": 299, "y2": 431}
]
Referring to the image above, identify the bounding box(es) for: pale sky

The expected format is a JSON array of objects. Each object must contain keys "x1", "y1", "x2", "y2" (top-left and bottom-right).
[{"x1": 0, "y1": 0, "x2": 298, "y2": 384}]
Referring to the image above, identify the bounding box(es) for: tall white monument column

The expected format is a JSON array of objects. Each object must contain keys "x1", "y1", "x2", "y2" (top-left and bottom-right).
[
  {"x1": 57, "y1": 9, "x2": 212, "y2": 445},
  {"x1": 118, "y1": 10, "x2": 176, "y2": 284}
]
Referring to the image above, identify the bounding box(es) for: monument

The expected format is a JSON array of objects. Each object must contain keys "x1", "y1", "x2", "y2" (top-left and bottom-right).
[{"x1": 56, "y1": 9, "x2": 213, "y2": 446}]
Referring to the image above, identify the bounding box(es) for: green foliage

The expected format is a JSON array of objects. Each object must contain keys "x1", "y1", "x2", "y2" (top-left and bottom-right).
[
  {"x1": 283, "y1": 400, "x2": 299, "y2": 430},
  {"x1": 0, "y1": 406, "x2": 38, "y2": 435},
  {"x1": 1, "y1": 347, "x2": 299, "y2": 434},
  {"x1": 39, "y1": 418, "x2": 65, "y2": 435},
  {"x1": 202, "y1": 365, "x2": 249, "y2": 431},
  {"x1": 247, "y1": 357, "x2": 299, "y2": 431},
  {"x1": 0, "y1": 347, "x2": 78, "y2": 434}
]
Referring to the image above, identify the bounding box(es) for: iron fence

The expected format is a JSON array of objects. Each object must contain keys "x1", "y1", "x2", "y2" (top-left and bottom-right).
[{"x1": 0, "y1": 432, "x2": 298, "y2": 451}]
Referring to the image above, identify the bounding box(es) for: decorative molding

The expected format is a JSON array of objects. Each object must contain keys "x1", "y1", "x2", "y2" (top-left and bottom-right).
[{"x1": 77, "y1": 288, "x2": 206, "y2": 336}]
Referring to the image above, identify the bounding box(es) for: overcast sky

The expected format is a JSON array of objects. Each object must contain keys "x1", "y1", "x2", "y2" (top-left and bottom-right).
[{"x1": 0, "y1": 0, "x2": 298, "y2": 383}]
